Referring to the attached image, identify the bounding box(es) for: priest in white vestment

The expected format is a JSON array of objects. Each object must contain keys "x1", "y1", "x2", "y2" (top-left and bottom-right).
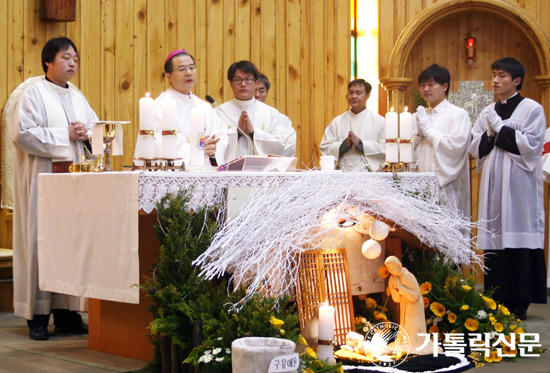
[
  {"x1": 12, "y1": 37, "x2": 93, "y2": 340},
  {"x1": 470, "y1": 57, "x2": 547, "y2": 320},
  {"x1": 254, "y1": 73, "x2": 296, "y2": 157},
  {"x1": 319, "y1": 79, "x2": 385, "y2": 172},
  {"x1": 214, "y1": 61, "x2": 292, "y2": 162},
  {"x1": 413, "y1": 64, "x2": 471, "y2": 218},
  {"x1": 134, "y1": 50, "x2": 227, "y2": 169}
]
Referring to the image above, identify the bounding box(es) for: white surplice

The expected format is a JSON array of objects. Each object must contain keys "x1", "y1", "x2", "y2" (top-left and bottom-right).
[
  {"x1": 413, "y1": 99, "x2": 471, "y2": 217},
  {"x1": 215, "y1": 98, "x2": 290, "y2": 162},
  {"x1": 12, "y1": 77, "x2": 97, "y2": 320},
  {"x1": 134, "y1": 88, "x2": 228, "y2": 169},
  {"x1": 470, "y1": 99, "x2": 545, "y2": 251},
  {"x1": 280, "y1": 113, "x2": 297, "y2": 157},
  {"x1": 319, "y1": 108, "x2": 386, "y2": 172}
]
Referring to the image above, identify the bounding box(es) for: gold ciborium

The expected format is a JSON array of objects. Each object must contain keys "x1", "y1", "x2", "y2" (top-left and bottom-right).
[{"x1": 102, "y1": 123, "x2": 116, "y2": 172}]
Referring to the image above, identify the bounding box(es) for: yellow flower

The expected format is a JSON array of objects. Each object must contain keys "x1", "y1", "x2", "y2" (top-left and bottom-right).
[
  {"x1": 494, "y1": 323, "x2": 504, "y2": 332},
  {"x1": 502, "y1": 344, "x2": 518, "y2": 356},
  {"x1": 517, "y1": 318, "x2": 522, "y2": 323},
  {"x1": 365, "y1": 298, "x2": 377, "y2": 309},
  {"x1": 269, "y1": 316, "x2": 285, "y2": 330},
  {"x1": 510, "y1": 325, "x2": 517, "y2": 331},
  {"x1": 462, "y1": 285, "x2": 472, "y2": 292},
  {"x1": 279, "y1": 329, "x2": 286, "y2": 336},
  {"x1": 460, "y1": 304, "x2": 469, "y2": 311},
  {"x1": 450, "y1": 329, "x2": 458, "y2": 334},
  {"x1": 375, "y1": 312, "x2": 388, "y2": 321},
  {"x1": 498, "y1": 304, "x2": 510, "y2": 316},
  {"x1": 306, "y1": 347, "x2": 317, "y2": 358},
  {"x1": 297, "y1": 335, "x2": 307, "y2": 346},
  {"x1": 448, "y1": 313, "x2": 457, "y2": 324},
  {"x1": 428, "y1": 325, "x2": 439, "y2": 334},
  {"x1": 482, "y1": 296, "x2": 497, "y2": 310},
  {"x1": 305, "y1": 369, "x2": 314, "y2": 373},
  {"x1": 419, "y1": 282, "x2": 432, "y2": 295},
  {"x1": 354, "y1": 317, "x2": 362, "y2": 324},
  {"x1": 423, "y1": 297, "x2": 430, "y2": 309},
  {"x1": 386, "y1": 286, "x2": 391, "y2": 296},
  {"x1": 430, "y1": 302, "x2": 446, "y2": 317},
  {"x1": 337, "y1": 367, "x2": 344, "y2": 373},
  {"x1": 484, "y1": 349, "x2": 502, "y2": 363},
  {"x1": 515, "y1": 327, "x2": 524, "y2": 335},
  {"x1": 464, "y1": 318, "x2": 479, "y2": 332},
  {"x1": 378, "y1": 265, "x2": 389, "y2": 279}
]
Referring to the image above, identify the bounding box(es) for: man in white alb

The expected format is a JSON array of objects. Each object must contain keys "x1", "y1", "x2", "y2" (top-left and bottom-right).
[
  {"x1": 413, "y1": 64, "x2": 471, "y2": 217},
  {"x1": 12, "y1": 37, "x2": 94, "y2": 340},
  {"x1": 134, "y1": 49, "x2": 227, "y2": 169},
  {"x1": 254, "y1": 73, "x2": 296, "y2": 157},
  {"x1": 214, "y1": 61, "x2": 292, "y2": 162},
  {"x1": 470, "y1": 57, "x2": 547, "y2": 320},
  {"x1": 319, "y1": 79, "x2": 385, "y2": 172}
]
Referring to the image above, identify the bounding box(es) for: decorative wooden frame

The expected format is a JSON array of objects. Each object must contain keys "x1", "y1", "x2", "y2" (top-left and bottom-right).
[{"x1": 296, "y1": 248, "x2": 355, "y2": 345}]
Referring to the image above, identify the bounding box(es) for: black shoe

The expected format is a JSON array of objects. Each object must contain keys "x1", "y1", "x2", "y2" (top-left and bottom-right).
[
  {"x1": 54, "y1": 322, "x2": 89, "y2": 335},
  {"x1": 29, "y1": 326, "x2": 49, "y2": 340},
  {"x1": 514, "y1": 309, "x2": 528, "y2": 321}
]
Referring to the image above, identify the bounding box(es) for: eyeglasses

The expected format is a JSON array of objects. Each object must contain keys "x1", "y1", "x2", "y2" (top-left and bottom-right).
[
  {"x1": 172, "y1": 65, "x2": 196, "y2": 73},
  {"x1": 232, "y1": 78, "x2": 256, "y2": 85}
]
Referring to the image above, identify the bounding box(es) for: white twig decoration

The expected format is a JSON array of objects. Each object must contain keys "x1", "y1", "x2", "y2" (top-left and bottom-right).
[{"x1": 193, "y1": 171, "x2": 481, "y2": 309}]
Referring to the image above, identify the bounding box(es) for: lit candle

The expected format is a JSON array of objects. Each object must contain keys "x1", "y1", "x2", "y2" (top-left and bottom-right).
[
  {"x1": 139, "y1": 92, "x2": 155, "y2": 158},
  {"x1": 161, "y1": 95, "x2": 177, "y2": 159},
  {"x1": 318, "y1": 303, "x2": 335, "y2": 363},
  {"x1": 385, "y1": 107, "x2": 398, "y2": 139},
  {"x1": 399, "y1": 106, "x2": 413, "y2": 139},
  {"x1": 189, "y1": 107, "x2": 206, "y2": 170}
]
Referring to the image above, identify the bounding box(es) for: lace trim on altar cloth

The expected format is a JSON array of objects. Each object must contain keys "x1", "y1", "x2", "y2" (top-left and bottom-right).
[{"x1": 138, "y1": 171, "x2": 441, "y2": 214}]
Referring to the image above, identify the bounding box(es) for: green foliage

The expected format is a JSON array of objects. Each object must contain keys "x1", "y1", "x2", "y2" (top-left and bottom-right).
[
  {"x1": 139, "y1": 188, "x2": 219, "y2": 356},
  {"x1": 413, "y1": 89, "x2": 428, "y2": 109}
]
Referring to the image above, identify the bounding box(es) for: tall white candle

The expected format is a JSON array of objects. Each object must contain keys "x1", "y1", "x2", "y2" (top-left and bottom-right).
[
  {"x1": 189, "y1": 107, "x2": 206, "y2": 170},
  {"x1": 318, "y1": 303, "x2": 335, "y2": 362},
  {"x1": 139, "y1": 92, "x2": 155, "y2": 158},
  {"x1": 162, "y1": 96, "x2": 177, "y2": 159},
  {"x1": 399, "y1": 142, "x2": 414, "y2": 163},
  {"x1": 399, "y1": 106, "x2": 413, "y2": 139},
  {"x1": 385, "y1": 107, "x2": 398, "y2": 139},
  {"x1": 386, "y1": 142, "x2": 399, "y2": 163}
]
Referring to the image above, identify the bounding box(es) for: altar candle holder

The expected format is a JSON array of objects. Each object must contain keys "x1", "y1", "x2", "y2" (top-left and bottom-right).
[
  {"x1": 163, "y1": 158, "x2": 186, "y2": 172},
  {"x1": 132, "y1": 158, "x2": 165, "y2": 171}
]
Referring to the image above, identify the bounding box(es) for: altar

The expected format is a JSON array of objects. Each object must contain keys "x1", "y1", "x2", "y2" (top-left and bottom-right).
[{"x1": 37, "y1": 171, "x2": 440, "y2": 361}]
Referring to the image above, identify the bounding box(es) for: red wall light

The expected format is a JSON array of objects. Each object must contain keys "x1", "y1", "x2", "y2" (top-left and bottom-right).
[{"x1": 465, "y1": 37, "x2": 477, "y2": 66}]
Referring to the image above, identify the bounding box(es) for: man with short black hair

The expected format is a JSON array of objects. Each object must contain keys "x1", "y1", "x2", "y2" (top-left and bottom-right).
[
  {"x1": 214, "y1": 61, "x2": 293, "y2": 161},
  {"x1": 414, "y1": 64, "x2": 471, "y2": 217},
  {"x1": 134, "y1": 49, "x2": 227, "y2": 168},
  {"x1": 319, "y1": 79, "x2": 385, "y2": 171},
  {"x1": 12, "y1": 37, "x2": 95, "y2": 340},
  {"x1": 470, "y1": 57, "x2": 547, "y2": 320}
]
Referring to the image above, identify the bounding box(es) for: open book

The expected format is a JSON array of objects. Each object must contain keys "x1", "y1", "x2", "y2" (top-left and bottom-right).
[{"x1": 217, "y1": 155, "x2": 297, "y2": 172}]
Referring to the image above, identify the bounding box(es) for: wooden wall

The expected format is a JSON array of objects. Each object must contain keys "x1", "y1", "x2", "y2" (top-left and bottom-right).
[
  {"x1": 0, "y1": 0, "x2": 351, "y2": 248},
  {"x1": 379, "y1": 0, "x2": 550, "y2": 279},
  {"x1": 0, "y1": 0, "x2": 350, "y2": 172}
]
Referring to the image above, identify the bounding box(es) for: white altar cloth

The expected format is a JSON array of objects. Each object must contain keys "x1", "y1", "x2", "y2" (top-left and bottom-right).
[{"x1": 37, "y1": 171, "x2": 439, "y2": 303}]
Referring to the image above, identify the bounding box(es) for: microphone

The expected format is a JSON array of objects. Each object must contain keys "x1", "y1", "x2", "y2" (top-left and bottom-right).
[{"x1": 205, "y1": 95, "x2": 252, "y2": 142}]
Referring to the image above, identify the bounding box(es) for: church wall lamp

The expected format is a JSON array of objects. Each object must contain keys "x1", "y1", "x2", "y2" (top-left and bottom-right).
[{"x1": 465, "y1": 36, "x2": 477, "y2": 66}]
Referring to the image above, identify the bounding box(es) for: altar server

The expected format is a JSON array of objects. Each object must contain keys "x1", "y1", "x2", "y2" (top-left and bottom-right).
[
  {"x1": 254, "y1": 73, "x2": 296, "y2": 157},
  {"x1": 319, "y1": 79, "x2": 385, "y2": 171},
  {"x1": 12, "y1": 37, "x2": 93, "y2": 340},
  {"x1": 215, "y1": 61, "x2": 292, "y2": 162},
  {"x1": 414, "y1": 64, "x2": 471, "y2": 217},
  {"x1": 134, "y1": 50, "x2": 227, "y2": 168},
  {"x1": 470, "y1": 57, "x2": 547, "y2": 319}
]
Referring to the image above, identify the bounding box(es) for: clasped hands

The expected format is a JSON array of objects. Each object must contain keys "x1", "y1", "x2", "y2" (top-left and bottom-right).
[
  {"x1": 416, "y1": 106, "x2": 432, "y2": 136},
  {"x1": 484, "y1": 106, "x2": 504, "y2": 136},
  {"x1": 238, "y1": 110, "x2": 255, "y2": 135},
  {"x1": 346, "y1": 131, "x2": 361, "y2": 147},
  {"x1": 68, "y1": 121, "x2": 89, "y2": 141}
]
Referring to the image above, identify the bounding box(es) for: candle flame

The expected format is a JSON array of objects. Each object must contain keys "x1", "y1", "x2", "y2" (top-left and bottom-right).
[
  {"x1": 390, "y1": 107, "x2": 394, "y2": 112},
  {"x1": 145, "y1": 92, "x2": 150, "y2": 98},
  {"x1": 404, "y1": 106, "x2": 409, "y2": 112}
]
